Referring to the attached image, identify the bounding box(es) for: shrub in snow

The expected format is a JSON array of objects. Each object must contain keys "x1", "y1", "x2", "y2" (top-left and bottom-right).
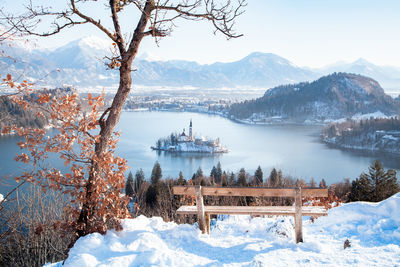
[
  {"x1": 349, "y1": 160, "x2": 399, "y2": 202},
  {"x1": 344, "y1": 239, "x2": 351, "y2": 249}
]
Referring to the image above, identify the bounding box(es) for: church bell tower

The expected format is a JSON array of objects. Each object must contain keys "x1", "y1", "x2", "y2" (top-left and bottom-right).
[{"x1": 189, "y1": 119, "x2": 193, "y2": 140}]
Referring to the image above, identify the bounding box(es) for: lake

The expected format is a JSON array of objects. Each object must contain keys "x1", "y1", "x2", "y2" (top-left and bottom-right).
[{"x1": 1, "y1": 111, "x2": 399, "y2": 194}]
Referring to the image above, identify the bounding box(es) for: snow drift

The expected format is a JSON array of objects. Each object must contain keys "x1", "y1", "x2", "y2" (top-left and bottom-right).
[{"x1": 47, "y1": 193, "x2": 400, "y2": 266}]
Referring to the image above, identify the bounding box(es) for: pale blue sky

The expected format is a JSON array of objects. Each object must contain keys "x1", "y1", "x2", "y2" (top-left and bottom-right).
[{"x1": 2, "y1": 0, "x2": 400, "y2": 67}]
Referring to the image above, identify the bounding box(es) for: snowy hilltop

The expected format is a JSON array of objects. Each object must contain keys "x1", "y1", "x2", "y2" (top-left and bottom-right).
[
  {"x1": 151, "y1": 120, "x2": 228, "y2": 153},
  {"x1": 229, "y1": 73, "x2": 400, "y2": 124},
  {"x1": 46, "y1": 193, "x2": 400, "y2": 266}
]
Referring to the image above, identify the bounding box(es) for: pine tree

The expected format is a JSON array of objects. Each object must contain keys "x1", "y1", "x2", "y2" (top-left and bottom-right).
[
  {"x1": 148, "y1": 163, "x2": 162, "y2": 207},
  {"x1": 196, "y1": 167, "x2": 203, "y2": 179},
  {"x1": 237, "y1": 168, "x2": 247, "y2": 186},
  {"x1": 134, "y1": 169, "x2": 145, "y2": 194},
  {"x1": 125, "y1": 171, "x2": 134, "y2": 197},
  {"x1": 268, "y1": 168, "x2": 279, "y2": 187},
  {"x1": 221, "y1": 171, "x2": 228, "y2": 186},
  {"x1": 145, "y1": 185, "x2": 158, "y2": 208},
  {"x1": 228, "y1": 172, "x2": 235, "y2": 185},
  {"x1": 277, "y1": 170, "x2": 283, "y2": 187},
  {"x1": 310, "y1": 177, "x2": 316, "y2": 188},
  {"x1": 177, "y1": 171, "x2": 186, "y2": 185},
  {"x1": 254, "y1": 166, "x2": 263, "y2": 185},
  {"x1": 210, "y1": 166, "x2": 217, "y2": 184},
  {"x1": 216, "y1": 161, "x2": 222, "y2": 184},
  {"x1": 349, "y1": 160, "x2": 399, "y2": 202},
  {"x1": 151, "y1": 161, "x2": 162, "y2": 185},
  {"x1": 319, "y1": 178, "x2": 327, "y2": 188}
]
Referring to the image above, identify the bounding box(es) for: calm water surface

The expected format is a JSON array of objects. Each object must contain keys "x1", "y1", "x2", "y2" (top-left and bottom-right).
[
  {"x1": 1, "y1": 111, "x2": 399, "y2": 193},
  {"x1": 116, "y1": 112, "x2": 399, "y2": 182}
]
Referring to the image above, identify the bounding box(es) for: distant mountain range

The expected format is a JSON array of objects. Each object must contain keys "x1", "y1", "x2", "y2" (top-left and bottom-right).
[
  {"x1": 1, "y1": 36, "x2": 400, "y2": 95},
  {"x1": 228, "y1": 73, "x2": 400, "y2": 123}
]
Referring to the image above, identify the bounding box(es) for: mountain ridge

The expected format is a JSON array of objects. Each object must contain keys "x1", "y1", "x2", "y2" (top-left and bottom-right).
[{"x1": 1, "y1": 36, "x2": 400, "y2": 94}]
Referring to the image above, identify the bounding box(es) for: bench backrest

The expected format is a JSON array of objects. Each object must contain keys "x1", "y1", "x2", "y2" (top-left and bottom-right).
[{"x1": 173, "y1": 186, "x2": 328, "y2": 198}]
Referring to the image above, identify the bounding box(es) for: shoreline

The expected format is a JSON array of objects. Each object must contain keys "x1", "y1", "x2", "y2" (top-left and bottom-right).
[
  {"x1": 150, "y1": 146, "x2": 228, "y2": 154},
  {"x1": 322, "y1": 138, "x2": 400, "y2": 156}
]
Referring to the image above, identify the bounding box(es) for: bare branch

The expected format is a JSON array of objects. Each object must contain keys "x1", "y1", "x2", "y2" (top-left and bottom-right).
[
  {"x1": 70, "y1": 0, "x2": 117, "y2": 42},
  {"x1": 2, "y1": 3, "x2": 87, "y2": 37},
  {"x1": 142, "y1": 28, "x2": 168, "y2": 37},
  {"x1": 155, "y1": 0, "x2": 246, "y2": 39},
  {"x1": 126, "y1": 0, "x2": 156, "y2": 59},
  {"x1": 0, "y1": 180, "x2": 27, "y2": 206},
  {"x1": 109, "y1": 0, "x2": 126, "y2": 53}
]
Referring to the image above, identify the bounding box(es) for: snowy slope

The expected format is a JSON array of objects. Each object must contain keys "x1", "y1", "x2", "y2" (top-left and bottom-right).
[{"x1": 46, "y1": 193, "x2": 400, "y2": 266}]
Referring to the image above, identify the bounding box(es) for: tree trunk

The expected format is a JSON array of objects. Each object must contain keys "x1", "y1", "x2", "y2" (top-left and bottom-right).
[
  {"x1": 74, "y1": 0, "x2": 153, "y2": 243},
  {"x1": 75, "y1": 59, "x2": 133, "y2": 235}
]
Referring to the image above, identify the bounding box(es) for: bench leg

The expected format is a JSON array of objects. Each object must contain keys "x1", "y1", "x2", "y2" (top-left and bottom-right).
[
  {"x1": 205, "y1": 213, "x2": 210, "y2": 235},
  {"x1": 195, "y1": 185, "x2": 206, "y2": 234},
  {"x1": 294, "y1": 215, "x2": 303, "y2": 243},
  {"x1": 294, "y1": 187, "x2": 303, "y2": 243}
]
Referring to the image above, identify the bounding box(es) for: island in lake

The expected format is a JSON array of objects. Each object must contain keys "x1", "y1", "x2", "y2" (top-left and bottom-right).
[{"x1": 151, "y1": 120, "x2": 228, "y2": 153}]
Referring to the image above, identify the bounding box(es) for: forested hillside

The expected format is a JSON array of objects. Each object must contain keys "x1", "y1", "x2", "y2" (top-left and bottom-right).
[
  {"x1": 0, "y1": 87, "x2": 76, "y2": 132},
  {"x1": 322, "y1": 117, "x2": 400, "y2": 154},
  {"x1": 0, "y1": 96, "x2": 47, "y2": 131},
  {"x1": 228, "y1": 73, "x2": 400, "y2": 123}
]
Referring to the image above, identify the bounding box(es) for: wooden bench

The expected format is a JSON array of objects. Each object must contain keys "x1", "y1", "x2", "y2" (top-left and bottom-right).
[{"x1": 173, "y1": 185, "x2": 328, "y2": 243}]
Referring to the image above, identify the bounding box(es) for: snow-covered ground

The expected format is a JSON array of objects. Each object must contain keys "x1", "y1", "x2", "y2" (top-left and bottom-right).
[{"x1": 47, "y1": 193, "x2": 400, "y2": 266}]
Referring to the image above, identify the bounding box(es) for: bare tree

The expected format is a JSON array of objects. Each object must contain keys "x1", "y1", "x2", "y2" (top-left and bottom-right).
[
  {"x1": 1, "y1": 0, "x2": 245, "y2": 247},
  {"x1": 0, "y1": 9, "x2": 19, "y2": 42}
]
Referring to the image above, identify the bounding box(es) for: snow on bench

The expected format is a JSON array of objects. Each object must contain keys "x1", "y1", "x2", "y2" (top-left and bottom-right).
[{"x1": 173, "y1": 185, "x2": 328, "y2": 243}]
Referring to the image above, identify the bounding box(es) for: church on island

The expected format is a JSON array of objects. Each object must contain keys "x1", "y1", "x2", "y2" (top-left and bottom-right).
[
  {"x1": 178, "y1": 119, "x2": 194, "y2": 142},
  {"x1": 152, "y1": 120, "x2": 228, "y2": 153}
]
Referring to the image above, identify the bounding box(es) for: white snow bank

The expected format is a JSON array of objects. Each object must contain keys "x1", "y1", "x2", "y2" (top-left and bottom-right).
[
  {"x1": 310, "y1": 192, "x2": 400, "y2": 246},
  {"x1": 46, "y1": 193, "x2": 400, "y2": 266}
]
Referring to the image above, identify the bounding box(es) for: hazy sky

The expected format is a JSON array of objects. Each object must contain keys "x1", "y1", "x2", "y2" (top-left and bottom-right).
[{"x1": 3, "y1": 0, "x2": 400, "y2": 67}]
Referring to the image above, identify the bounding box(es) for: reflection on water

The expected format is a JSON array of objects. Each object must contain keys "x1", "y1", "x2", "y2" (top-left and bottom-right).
[{"x1": 116, "y1": 111, "x2": 400, "y2": 184}]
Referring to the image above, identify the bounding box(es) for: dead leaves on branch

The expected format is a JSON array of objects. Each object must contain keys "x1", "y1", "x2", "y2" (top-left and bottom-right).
[{"x1": 4, "y1": 78, "x2": 130, "y2": 235}]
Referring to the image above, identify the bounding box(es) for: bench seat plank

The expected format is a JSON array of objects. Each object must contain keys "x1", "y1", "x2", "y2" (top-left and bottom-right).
[
  {"x1": 177, "y1": 205, "x2": 327, "y2": 217},
  {"x1": 173, "y1": 186, "x2": 328, "y2": 198}
]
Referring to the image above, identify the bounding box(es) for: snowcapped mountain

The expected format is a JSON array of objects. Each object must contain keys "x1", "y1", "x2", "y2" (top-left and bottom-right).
[
  {"x1": 206, "y1": 52, "x2": 317, "y2": 87},
  {"x1": 2, "y1": 36, "x2": 400, "y2": 95},
  {"x1": 0, "y1": 36, "x2": 318, "y2": 91},
  {"x1": 47, "y1": 35, "x2": 113, "y2": 69},
  {"x1": 0, "y1": 36, "x2": 118, "y2": 89},
  {"x1": 229, "y1": 73, "x2": 400, "y2": 123}
]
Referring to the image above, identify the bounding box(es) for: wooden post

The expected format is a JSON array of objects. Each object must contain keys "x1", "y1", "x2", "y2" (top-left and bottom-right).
[
  {"x1": 205, "y1": 213, "x2": 210, "y2": 234},
  {"x1": 294, "y1": 187, "x2": 303, "y2": 243},
  {"x1": 195, "y1": 185, "x2": 206, "y2": 234}
]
